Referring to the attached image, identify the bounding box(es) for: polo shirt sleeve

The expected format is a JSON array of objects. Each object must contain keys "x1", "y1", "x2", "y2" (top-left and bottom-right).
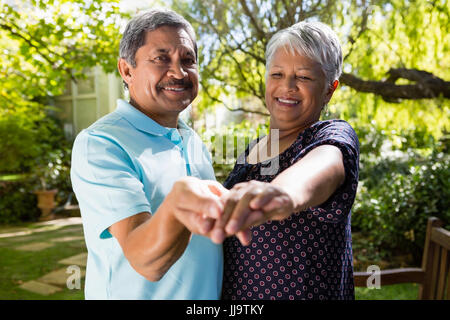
[{"x1": 71, "y1": 130, "x2": 151, "y2": 239}]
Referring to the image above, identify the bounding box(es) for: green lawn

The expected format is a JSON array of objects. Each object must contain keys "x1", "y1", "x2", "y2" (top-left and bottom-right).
[
  {"x1": 0, "y1": 223, "x2": 86, "y2": 300},
  {"x1": 0, "y1": 220, "x2": 419, "y2": 300},
  {"x1": 355, "y1": 283, "x2": 419, "y2": 300}
]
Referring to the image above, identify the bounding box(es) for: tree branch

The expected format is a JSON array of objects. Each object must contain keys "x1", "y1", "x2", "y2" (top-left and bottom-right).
[
  {"x1": 0, "y1": 22, "x2": 77, "y2": 82},
  {"x1": 340, "y1": 69, "x2": 450, "y2": 102},
  {"x1": 201, "y1": 78, "x2": 269, "y2": 116},
  {"x1": 239, "y1": 0, "x2": 267, "y2": 40},
  {"x1": 343, "y1": 1, "x2": 370, "y2": 61}
]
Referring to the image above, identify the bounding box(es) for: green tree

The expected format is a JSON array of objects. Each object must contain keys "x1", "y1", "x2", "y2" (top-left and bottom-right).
[
  {"x1": 0, "y1": 0, "x2": 127, "y2": 108},
  {"x1": 0, "y1": 0, "x2": 128, "y2": 174},
  {"x1": 173, "y1": 0, "x2": 449, "y2": 136}
]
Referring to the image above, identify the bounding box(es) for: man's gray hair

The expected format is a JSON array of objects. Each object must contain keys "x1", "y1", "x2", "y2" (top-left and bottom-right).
[
  {"x1": 265, "y1": 21, "x2": 343, "y2": 85},
  {"x1": 119, "y1": 8, "x2": 197, "y2": 68}
]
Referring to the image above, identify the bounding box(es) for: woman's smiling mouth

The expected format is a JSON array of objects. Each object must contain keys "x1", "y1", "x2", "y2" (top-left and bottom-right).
[{"x1": 276, "y1": 97, "x2": 300, "y2": 106}]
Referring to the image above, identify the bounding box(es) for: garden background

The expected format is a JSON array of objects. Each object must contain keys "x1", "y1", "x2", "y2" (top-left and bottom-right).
[{"x1": 0, "y1": 0, "x2": 449, "y2": 299}]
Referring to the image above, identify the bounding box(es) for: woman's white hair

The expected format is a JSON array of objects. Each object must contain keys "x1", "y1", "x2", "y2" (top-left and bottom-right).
[{"x1": 265, "y1": 21, "x2": 343, "y2": 86}]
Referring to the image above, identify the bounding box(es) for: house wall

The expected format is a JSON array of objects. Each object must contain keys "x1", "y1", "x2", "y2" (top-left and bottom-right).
[{"x1": 53, "y1": 67, "x2": 124, "y2": 139}]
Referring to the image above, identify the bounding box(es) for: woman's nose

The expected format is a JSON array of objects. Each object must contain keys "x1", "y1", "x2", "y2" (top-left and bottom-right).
[{"x1": 283, "y1": 77, "x2": 298, "y2": 92}]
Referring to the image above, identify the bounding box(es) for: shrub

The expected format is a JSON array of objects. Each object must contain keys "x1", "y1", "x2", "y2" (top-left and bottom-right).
[
  {"x1": 0, "y1": 179, "x2": 41, "y2": 224},
  {"x1": 200, "y1": 120, "x2": 269, "y2": 183},
  {"x1": 352, "y1": 127, "x2": 450, "y2": 264},
  {"x1": 0, "y1": 105, "x2": 74, "y2": 223}
]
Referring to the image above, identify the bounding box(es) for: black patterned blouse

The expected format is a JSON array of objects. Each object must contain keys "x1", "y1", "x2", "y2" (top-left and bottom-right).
[{"x1": 221, "y1": 120, "x2": 360, "y2": 300}]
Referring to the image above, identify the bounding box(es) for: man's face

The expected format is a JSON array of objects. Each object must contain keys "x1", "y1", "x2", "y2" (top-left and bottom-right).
[{"x1": 120, "y1": 26, "x2": 199, "y2": 126}]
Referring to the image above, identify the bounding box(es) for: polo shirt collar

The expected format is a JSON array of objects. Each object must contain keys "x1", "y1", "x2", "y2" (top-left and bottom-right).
[{"x1": 115, "y1": 99, "x2": 192, "y2": 141}]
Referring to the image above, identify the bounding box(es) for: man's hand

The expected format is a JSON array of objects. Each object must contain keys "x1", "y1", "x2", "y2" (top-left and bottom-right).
[
  {"x1": 166, "y1": 176, "x2": 229, "y2": 237},
  {"x1": 210, "y1": 181, "x2": 295, "y2": 246},
  {"x1": 108, "y1": 176, "x2": 229, "y2": 282}
]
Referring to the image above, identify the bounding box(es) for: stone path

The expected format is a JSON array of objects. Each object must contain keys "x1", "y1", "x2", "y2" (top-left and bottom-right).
[
  {"x1": 17, "y1": 251, "x2": 88, "y2": 295},
  {"x1": 17, "y1": 251, "x2": 88, "y2": 296},
  {"x1": 0, "y1": 217, "x2": 88, "y2": 296}
]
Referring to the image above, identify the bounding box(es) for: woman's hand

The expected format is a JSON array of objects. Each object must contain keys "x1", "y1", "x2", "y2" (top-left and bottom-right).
[
  {"x1": 211, "y1": 180, "x2": 295, "y2": 246},
  {"x1": 167, "y1": 176, "x2": 229, "y2": 236}
]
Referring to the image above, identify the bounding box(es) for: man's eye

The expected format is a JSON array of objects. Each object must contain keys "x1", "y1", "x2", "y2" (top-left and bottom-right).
[
  {"x1": 183, "y1": 58, "x2": 196, "y2": 65},
  {"x1": 154, "y1": 56, "x2": 168, "y2": 63},
  {"x1": 271, "y1": 73, "x2": 282, "y2": 78},
  {"x1": 297, "y1": 76, "x2": 311, "y2": 81}
]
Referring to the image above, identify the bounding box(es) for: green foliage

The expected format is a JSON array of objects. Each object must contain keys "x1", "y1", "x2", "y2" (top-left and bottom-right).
[
  {"x1": 0, "y1": 0, "x2": 126, "y2": 103},
  {"x1": 0, "y1": 0, "x2": 125, "y2": 223},
  {"x1": 200, "y1": 120, "x2": 269, "y2": 183},
  {"x1": 352, "y1": 126, "x2": 450, "y2": 263},
  {"x1": 174, "y1": 0, "x2": 449, "y2": 136},
  {"x1": 0, "y1": 111, "x2": 72, "y2": 223},
  {"x1": 0, "y1": 106, "x2": 43, "y2": 173},
  {"x1": 0, "y1": 179, "x2": 41, "y2": 224},
  {"x1": 334, "y1": 0, "x2": 450, "y2": 136}
]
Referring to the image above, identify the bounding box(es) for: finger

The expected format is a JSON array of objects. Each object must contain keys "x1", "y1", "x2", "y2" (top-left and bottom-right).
[
  {"x1": 229, "y1": 181, "x2": 254, "y2": 191},
  {"x1": 240, "y1": 210, "x2": 265, "y2": 230},
  {"x1": 262, "y1": 195, "x2": 291, "y2": 212},
  {"x1": 225, "y1": 191, "x2": 259, "y2": 235},
  {"x1": 200, "y1": 217, "x2": 215, "y2": 234},
  {"x1": 176, "y1": 208, "x2": 212, "y2": 236},
  {"x1": 248, "y1": 188, "x2": 279, "y2": 210},
  {"x1": 210, "y1": 227, "x2": 226, "y2": 244},
  {"x1": 231, "y1": 182, "x2": 248, "y2": 189},
  {"x1": 210, "y1": 192, "x2": 241, "y2": 243},
  {"x1": 261, "y1": 196, "x2": 295, "y2": 221},
  {"x1": 175, "y1": 180, "x2": 224, "y2": 219},
  {"x1": 236, "y1": 228, "x2": 252, "y2": 246},
  {"x1": 189, "y1": 188, "x2": 224, "y2": 219}
]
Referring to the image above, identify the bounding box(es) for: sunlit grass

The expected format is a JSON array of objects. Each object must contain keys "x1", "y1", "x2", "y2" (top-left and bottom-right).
[{"x1": 355, "y1": 283, "x2": 419, "y2": 300}]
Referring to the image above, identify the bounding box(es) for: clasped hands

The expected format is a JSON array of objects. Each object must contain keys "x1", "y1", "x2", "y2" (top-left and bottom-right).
[{"x1": 169, "y1": 177, "x2": 296, "y2": 246}]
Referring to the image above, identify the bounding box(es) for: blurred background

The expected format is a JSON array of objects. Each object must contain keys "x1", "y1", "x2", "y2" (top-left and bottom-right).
[{"x1": 0, "y1": 0, "x2": 448, "y2": 299}]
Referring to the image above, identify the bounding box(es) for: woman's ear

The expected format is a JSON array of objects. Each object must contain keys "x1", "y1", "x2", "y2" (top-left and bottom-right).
[
  {"x1": 118, "y1": 58, "x2": 133, "y2": 88},
  {"x1": 324, "y1": 80, "x2": 339, "y2": 104}
]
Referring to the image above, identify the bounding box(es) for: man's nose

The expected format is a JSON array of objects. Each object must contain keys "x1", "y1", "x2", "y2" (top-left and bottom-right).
[{"x1": 167, "y1": 60, "x2": 188, "y2": 79}]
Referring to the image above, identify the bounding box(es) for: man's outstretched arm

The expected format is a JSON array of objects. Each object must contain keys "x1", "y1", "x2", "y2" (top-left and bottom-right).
[{"x1": 109, "y1": 177, "x2": 228, "y2": 282}]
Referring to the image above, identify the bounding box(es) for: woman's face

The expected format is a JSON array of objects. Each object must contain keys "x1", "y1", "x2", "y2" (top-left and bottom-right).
[{"x1": 265, "y1": 46, "x2": 336, "y2": 131}]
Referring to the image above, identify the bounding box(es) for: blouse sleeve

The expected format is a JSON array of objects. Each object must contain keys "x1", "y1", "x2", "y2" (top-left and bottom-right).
[{"x1": 291, "y1": 120, "x2": 360, "y2": 223}]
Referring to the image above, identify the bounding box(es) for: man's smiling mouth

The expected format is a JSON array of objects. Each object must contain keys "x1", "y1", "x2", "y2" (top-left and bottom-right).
[
  {"x1": 163, "y1": 87, "x2": 187, "y2": 92},
  {"x1": 276, "y1": 98, "x2": 300, "y2": 105},
  {"x1": 158, "y1": 80, "x2": 193, "y2": 93}
]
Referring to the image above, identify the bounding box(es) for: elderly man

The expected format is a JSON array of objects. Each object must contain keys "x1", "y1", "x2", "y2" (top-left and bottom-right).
[{"x1": 70, "y1": 9, "x2": 226, "y2": 299}]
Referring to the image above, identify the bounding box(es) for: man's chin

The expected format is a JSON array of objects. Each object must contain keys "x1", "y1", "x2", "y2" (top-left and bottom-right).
[{"x1": 163, "y1": 96, "x2": 194, "y2": 111}]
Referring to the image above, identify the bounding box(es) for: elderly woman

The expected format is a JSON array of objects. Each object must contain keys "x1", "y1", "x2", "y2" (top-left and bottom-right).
[{"x1": 210, "y1": 21, "x2": 360, "y2": 300}]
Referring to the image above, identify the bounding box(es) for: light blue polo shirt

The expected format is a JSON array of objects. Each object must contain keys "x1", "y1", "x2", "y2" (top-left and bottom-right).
[{"x1": 70, "y1": 99, "x2": 223, "y2": 300}]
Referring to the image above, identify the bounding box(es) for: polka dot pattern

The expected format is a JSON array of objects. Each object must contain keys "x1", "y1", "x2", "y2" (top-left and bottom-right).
[{"x1": 222, "y1": 120, "x2": 359, "y2": 300}]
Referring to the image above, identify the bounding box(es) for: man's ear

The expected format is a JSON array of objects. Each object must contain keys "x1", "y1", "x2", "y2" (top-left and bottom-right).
[
  {"x1": 324, "y1": 80, "x2": 339, "y2": 104},
  {"x1": 118, "y1": 58, "x2": 133, "y2": 88}
]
